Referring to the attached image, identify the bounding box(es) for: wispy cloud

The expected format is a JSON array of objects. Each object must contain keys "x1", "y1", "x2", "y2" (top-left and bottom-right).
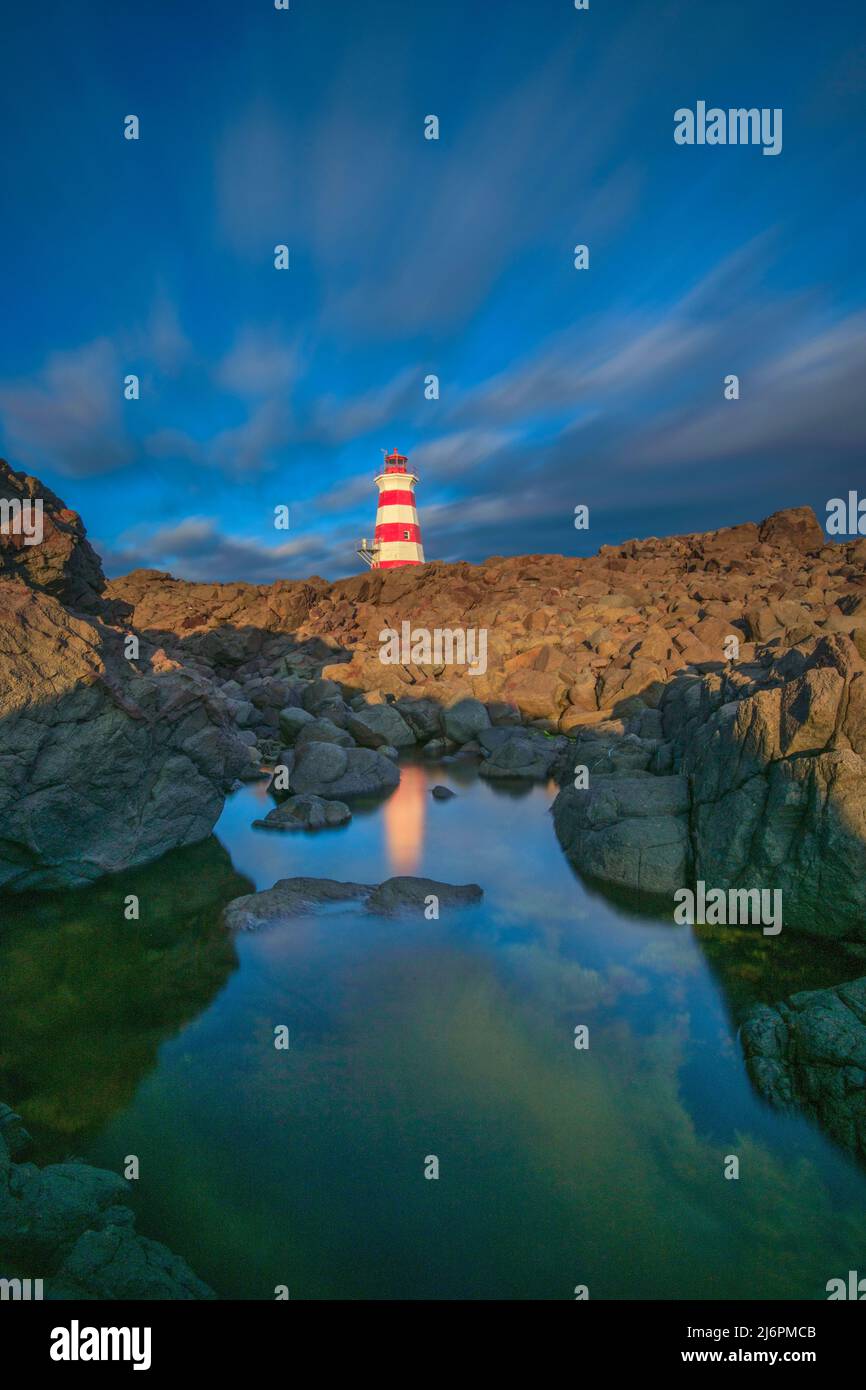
[
  {"x1": 215, "y1": 326, "x2": 298, "y2": 398},
  {"x1": 0, "y1": 338, "x2": 134, "y2": 478},
  {"x1": 100, "y1": 514, "x2": 349, "y2": 585}
]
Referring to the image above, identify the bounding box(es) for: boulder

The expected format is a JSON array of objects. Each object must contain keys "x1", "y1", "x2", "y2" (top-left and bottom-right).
[
  {"x1": 288, "y1": 740, "x2": 349, "y2": 791},
  {"x1": 758, "y1": 506, "x2": 825, "y2": 553},
  {"x1": 301, "y1": 678, "x2": 345, "y2": 716},
  {"x1": 289, "y1": 742, "x2": 399, "y2": 800},
  {"x1": 553, "y1": 775, "x2": 692, "y2": 898},
  {"x1": 666, "y1": 636, "x2": 866, "y2": 937},
  {"x1": 479, "y1": 732, "x2": 561, "y2": 780},
  {"x1": 52, "y1": 1223, "x2": 215, "y2": 1301},
  {"x1": 295, "y1": 716, "x2": 356, "y2": 749},
  {"x1": 394, "y1": 697, "x2": 444, "y2": 741},
  {"x1": 277, "y1": 706, "x2": 315, "y2": 743},
  {"x1": 443, "y1": 698, "x2": 490, "y2": 743},
  {"x1": 0, "y1": 581, "x2": 257, "y2": 890},
  {"x1": 346, "y1": 702, "x2": 415, "y2": 749}
]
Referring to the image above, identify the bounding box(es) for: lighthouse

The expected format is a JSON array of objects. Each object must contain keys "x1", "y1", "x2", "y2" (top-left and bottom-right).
[{"x1": 357, "y1": 449, "x2": 425, "y2": 569}]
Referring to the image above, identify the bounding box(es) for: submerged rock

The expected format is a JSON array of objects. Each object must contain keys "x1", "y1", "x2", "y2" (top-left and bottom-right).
[
  {"x1": 0, "y1": 1122, "x2": 214, "y2": 1299},
  {"x1": 223, "y1": 877, "x2": 370, "y2": 929},
  {"x1": 52, "y1": 1223, "x2": 215, "y2": 1301},
  {"x1": 742, "y1": 977, "x2": 866, "y2": 1160},
  {"x1": 0, "y1": 1104, "x2": 32, "y2": 1159}
]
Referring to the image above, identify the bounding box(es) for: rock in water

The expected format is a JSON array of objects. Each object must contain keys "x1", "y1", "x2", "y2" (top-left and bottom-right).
[
  {"x1": 663, "y1": 634, "x2": 866, "y2": 937},
  {"x1": 742, "y1": 977, "x2": 866, "y2": 1160},
  {"x1": 223, "y1": 875, "x2": 483, "y2": 929},
  {"x1": 289, "y1": 742, "x2": 400, "y2": 799},
  {"x1": 479, "y1": 730, "x2": 563, "y2": 780},
  {"x1": 223, "y1": 878, "x2": 371, "y2": 929},
  {"x1": 0, "y1": 1120, "x2": 214, "y2": 1299},
  {"x1": 254, "y1": 794, "x2": 351, "y2": 831},
  {"x1": 431, "y1": 785, "x2": 455, "y2": 800},
  {"x1": 553, "y1": 774, "x2": 692, "y2": 899},
  {"x1": 365, "y1": 877, "x2": 482, "y2": 915}
]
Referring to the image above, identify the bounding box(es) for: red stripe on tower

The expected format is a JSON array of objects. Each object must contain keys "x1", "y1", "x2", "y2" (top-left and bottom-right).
[{"x1": 357, "y1": 449, "x2": 425, "y2": 569}]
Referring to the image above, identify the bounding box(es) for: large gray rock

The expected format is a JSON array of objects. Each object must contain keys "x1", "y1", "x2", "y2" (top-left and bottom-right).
[
  {"x1": 742, "y1": 977, "x2": 866, "y2": 1160},
  {"x1": 294, "y1": 716, "x2": 355, "y2": 749},
  {"x1": 289, "y1": 742, "x2": 399, "y2": 800},
  {"x1": 288, "y1": 740, "x2": 349, "y2": 791},
  {"x1": 0, "y1": 580, "x2": 257, "y2": 890},
  {"x1": 553, "y1": 775, "x2": 691, "y2": 898},
  {"x1": 277, "y1": 705, "x2": 314, "y2": 743},
  {"x1": 301, "y1": 678, "x2": 345, "y2": 717},
  {"x1": 394, "y1": 697, "x2": 443, "y2": 742},
  {"x1": 443, "y1": 698, "x2": 491, "y2": 744},
  {"x1": 664, "y1": 635, "x2": 866, "y2": 938},
  {"x1": 345, "y1": 702, "x2": 415, "y2": 749},
  {"x1": 0, "y1": 1152, "x2": 127, "y2": 1256},
  {"x1": 479, "y1": 731, "x2": 562, "y2": 780},
  {"x1": 394, "y1": 700, "x2": 447, "y2": 745},
  {"x1": 224, "y1": 877, "x2": 372, "y2": 929}
]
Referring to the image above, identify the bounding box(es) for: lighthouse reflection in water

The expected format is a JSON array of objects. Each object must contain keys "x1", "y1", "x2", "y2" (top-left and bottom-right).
[{"x1": 383, "y1": 763, "x2": 426, "y2": 873}]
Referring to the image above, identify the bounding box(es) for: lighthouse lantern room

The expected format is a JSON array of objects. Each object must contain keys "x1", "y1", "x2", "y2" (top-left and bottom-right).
[{"x1": 357, "y1": 449, "x2": 425, "y2": 569}]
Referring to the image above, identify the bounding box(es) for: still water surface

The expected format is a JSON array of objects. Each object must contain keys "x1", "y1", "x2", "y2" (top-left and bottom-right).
[{"x1": 2, "y1": 759, "x2": 866, "y2": 1299}]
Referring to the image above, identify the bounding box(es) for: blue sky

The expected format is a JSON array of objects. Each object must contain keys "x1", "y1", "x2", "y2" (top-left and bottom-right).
[{"x1": 1, "y1": 0, "x2": 864, "y2": 581}]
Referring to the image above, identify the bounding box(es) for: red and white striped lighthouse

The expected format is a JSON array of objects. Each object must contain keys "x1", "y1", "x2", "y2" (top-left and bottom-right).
[{"x1": 357, "y1": 449, "x2": 425, "y2": 570}]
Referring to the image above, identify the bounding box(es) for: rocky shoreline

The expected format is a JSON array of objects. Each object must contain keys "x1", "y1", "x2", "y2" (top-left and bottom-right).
[
  {"x1": 4, "y1": 455, "x2": 864, "y2": 920},
  {"x1": 4, "y1": 451, "x2": 866, "y2": 1216}
]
